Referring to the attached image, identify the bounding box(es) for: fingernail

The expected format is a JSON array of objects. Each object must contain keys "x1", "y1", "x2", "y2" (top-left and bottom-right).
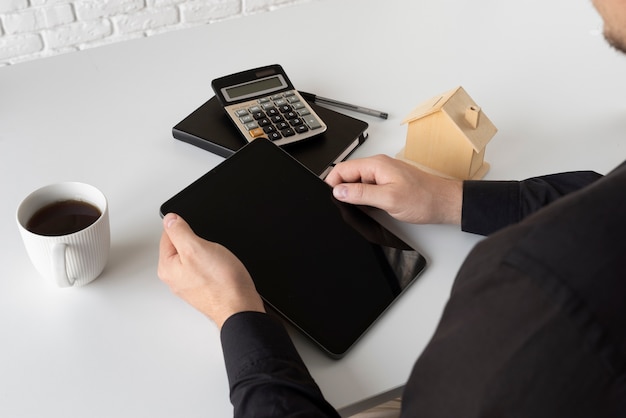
[
  {"x1": 164, "y1": 213, "x2": 178, "y2": 228},
  {"x1": 333, "y1": 185, "x2": 348, "y2": 200}
]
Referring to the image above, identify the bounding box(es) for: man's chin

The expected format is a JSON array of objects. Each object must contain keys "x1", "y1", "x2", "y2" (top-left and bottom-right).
[{"x1": 605, "y1": 30, "x2": 626, "y2": 54}]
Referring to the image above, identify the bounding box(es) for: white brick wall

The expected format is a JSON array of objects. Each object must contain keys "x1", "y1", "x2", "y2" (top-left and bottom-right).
[{"x1": 0, "y1": 0, "x2": 315, "y2": 66}]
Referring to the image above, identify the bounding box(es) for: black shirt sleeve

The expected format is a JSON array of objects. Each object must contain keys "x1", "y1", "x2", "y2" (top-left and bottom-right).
[
  {"x1": 221, "y1": 311, "x2": 340, "y2": 418},
  {"x1": 461, "y1": 170, "x2": 602, "y2": 235}
]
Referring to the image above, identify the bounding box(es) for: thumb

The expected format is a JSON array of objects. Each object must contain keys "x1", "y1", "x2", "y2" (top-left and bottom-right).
[
  {"x1": 332, "y1": 182, "x2": 383, "y2": 207},
  {"x1": 162, "y1": 213, "x2": 196, "y2": 248}
]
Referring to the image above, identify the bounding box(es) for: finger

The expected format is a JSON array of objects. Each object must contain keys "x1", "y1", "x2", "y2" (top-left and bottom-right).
[
  {"x1": 162, "y1": 213, "x2": 198, "y2": 251},
  {"x1": 158, "y1": 213, "x2": 195, "y2": 276},
  {"x1": 332, "y1": 182, "x2": 391, "y2": 209},
  {"x1": 325, "y1": 159, "x2": 377, "y2": 186},
  {"x1": 159, "y1": 228, "x2": 177, "y2": 261}
]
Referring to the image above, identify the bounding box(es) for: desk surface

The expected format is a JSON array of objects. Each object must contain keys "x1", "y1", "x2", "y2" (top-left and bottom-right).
[{"x1": 1, "y1": 0, "x2": 623, "y2": 416}]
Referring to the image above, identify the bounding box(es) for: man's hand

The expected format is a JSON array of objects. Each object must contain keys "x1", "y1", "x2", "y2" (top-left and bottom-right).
[
  {"x1": 325, "y1": 155, "x2": 463, "y2": 225},
  {"x1": 158, "y1": 213, "x2": 265, "y2": 329}
]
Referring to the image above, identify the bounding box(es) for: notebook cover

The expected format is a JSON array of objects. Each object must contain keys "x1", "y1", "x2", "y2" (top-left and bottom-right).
[{"x1": 172, "y1": 96, "x2": 369, "y2": 177}]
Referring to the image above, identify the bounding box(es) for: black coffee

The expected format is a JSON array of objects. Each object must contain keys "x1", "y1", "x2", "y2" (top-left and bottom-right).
[{"x1": 26, "y1": 200, "x2": 101, "y2": 236}]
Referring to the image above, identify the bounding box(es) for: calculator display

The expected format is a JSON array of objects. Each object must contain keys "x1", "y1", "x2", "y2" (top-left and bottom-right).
[{"x1": 222, "y1": 75, "x2": 287, "y2": 102}]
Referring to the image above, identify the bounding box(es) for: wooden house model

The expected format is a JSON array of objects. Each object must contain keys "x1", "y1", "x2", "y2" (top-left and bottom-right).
[{"x1": 398, "y1": 86, "x2": 497, "y2": 180}]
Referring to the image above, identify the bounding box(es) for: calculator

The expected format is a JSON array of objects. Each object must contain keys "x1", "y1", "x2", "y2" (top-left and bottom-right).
[{"x1": 211, "y1": 65, "x2": 327, "y2": 146}]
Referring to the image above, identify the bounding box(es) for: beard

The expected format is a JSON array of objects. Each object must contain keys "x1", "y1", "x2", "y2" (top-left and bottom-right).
[{"x1": 604, "y1": 28, "x2": 626, "y2": 54}]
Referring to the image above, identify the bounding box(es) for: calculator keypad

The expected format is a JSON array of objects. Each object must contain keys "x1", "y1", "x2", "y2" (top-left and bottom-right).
[{"x1": 225, "y1": 90, "x2": 327, "y2": 146}]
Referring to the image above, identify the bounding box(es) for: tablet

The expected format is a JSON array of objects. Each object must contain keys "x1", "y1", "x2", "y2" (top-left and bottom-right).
[{"x1": 160, "y1": 138, "x2": 427, "y2": 358}]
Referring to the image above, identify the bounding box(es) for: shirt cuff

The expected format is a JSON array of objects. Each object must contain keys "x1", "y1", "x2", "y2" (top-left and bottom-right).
[
  {"x1": 221, "y1": 311, "x2": 302, "y2": 381},
  {"x1": 462, "y1": 180, "x2": 521, "y2": 236}
]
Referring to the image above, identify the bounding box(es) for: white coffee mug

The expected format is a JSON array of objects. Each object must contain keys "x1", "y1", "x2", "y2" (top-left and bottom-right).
[{"x1": 16, "y1": 182, "x2": 110, "y2": 287}]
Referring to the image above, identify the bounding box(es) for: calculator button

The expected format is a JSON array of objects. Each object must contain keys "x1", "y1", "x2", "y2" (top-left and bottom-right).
[
  {"x1": 251, "y1": 111, "x2": 265, "y2": 120},
  {"x1": 281, "y1": 128, "x2": 295, "y2": 137},
  {"x1": 286, "y1": 96, "x2": 300, "y2": 104},
  {"x1": 270, "y1": 94, "x2": 284, "y2": 100},
  {"x1": 263, "y1": 125, "x2": 277, "y2": 134},
  {"x1": 268, "y1": 131, "x2": 282, "y2": 141},
  {"x1": 258, "y1": 118, "x2": 272, "y2": 127},
  {"x1": 295, "y1": 125, "x2": 309, "y2": 134},
  {"x1": 297, "y1": 108, "x2": 310, "y2": 116},
  {"x1": 249, "y1": 127, "x2": 265, "y2": 138},
  {"x1": 303, "y1": 115, "x2": 322, "y2": 129},
  {"x1": 261, "y1": 103, "x2": 275, "y2": 110},
  {"x1": 266, "y1": 107, "x2": 279, "y2": 117},
  {"x1": 285, "y1": 111, "x2": 298, "y2": 120},
  {"x1": 235, "y1": 109, "x2": 249, "y2": 117},
  {"x1": 292, "y1": 102, "x2": 305, "y2": 110},
  {"x1": 270, "y1": 115, "x2": 284, "y2": 123},
  {"x1": 278, "y1": 105, "x2": 292, "y2": 113},
  {"x1": 258, "y1": 97, "x2": 270, "y2": 104},
  {"x1": 239, "y1": 115, "x2": 254, "y2": 123},
  {"x1": 276, "y1": 122, "x2": 290, "y2": 131},
  {"x1": 244, "y1": 121, "x2": 259, "y2": 130},
  {"x1": 283, "y1": 91, "x2": 295, "y2": 97},
  {"x1": 248, "y1": 105, "x2": 262, "y2": 113},
  {"x1": 274, "y1": 98, "x2": 288, "y2": 107},
  {"x1": 290, "y1": 118, "x2": 304, "y2": 126}
]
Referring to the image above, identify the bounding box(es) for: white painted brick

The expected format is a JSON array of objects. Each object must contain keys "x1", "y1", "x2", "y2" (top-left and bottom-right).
[
  {"x1": 30, "y1": 0, "x2": 74, "y2": 6},
  {"x1": 2, "y1": 11, "x2": 37, "y2": 34},
  {"x1": 39, "y1": 4, "x2": 76, "y2": 27},
  {"x1": 0, "y1": 0, "x2": 321, "y2": 65},
  {"x1": 0, "y1": 0, "x2": 29, "y2": 14},
  {"x1": 74, "y1": 0, "x2": 144, "y2": 20},
  {"x1": 3, "y1": 4, "x2": 75, "y2": 34},
  {"x1": 150, "y1": 0, "x2": 187, "y2": 6},
  {"x1": 245, "y1": 0, "x2": 307, "y2": 13},
  {"x1": 112, "y1": 6, "x2": 179, "y2": 33},
  {"x1": 0, "y1": 33, "x2": 43, "y2": 60},
  {"x1": 43, "y1": 19, "x2": 112, "y2": 49},
  {"x1": 179, "y1": 0, "x2": 240, "y2": 24}
]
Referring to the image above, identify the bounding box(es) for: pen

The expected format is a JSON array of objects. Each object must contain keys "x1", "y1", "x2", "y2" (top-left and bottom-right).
[{"x1": 300, "y1": 91, "x2": 389, "y2": 120}]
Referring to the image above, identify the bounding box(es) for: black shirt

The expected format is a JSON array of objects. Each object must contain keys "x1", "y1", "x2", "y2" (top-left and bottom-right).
[{"x1": 221, "y1": 163, "x2": 626, "y2": 417}]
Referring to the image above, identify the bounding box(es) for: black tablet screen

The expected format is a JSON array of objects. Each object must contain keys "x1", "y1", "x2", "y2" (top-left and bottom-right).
[{"x1": 160, "y1": 138, "x2": 427, "y2": 358}]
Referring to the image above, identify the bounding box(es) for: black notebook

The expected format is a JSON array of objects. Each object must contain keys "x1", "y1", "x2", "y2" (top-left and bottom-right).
[
  {"x1": 160, "y1": 138, "x2": 427, "y2": 358},
  {"x1": 172, "y1": 96, "x2": 369, "y2": 177}
]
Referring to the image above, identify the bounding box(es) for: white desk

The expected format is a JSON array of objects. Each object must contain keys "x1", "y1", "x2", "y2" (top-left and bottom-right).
[{"x1": 1, "y1": 0, "x2": 623, "y2": 416}]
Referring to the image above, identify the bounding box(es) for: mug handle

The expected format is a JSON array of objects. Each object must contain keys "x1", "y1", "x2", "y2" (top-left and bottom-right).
[{"x1": 51, "y1": 243, "x2": 75, "y2": 287}]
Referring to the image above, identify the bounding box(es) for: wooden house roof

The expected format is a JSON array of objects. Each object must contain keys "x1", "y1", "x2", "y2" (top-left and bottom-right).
[{"x1": 402, "y1": 86, "x2": 497, "y2": 152}]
